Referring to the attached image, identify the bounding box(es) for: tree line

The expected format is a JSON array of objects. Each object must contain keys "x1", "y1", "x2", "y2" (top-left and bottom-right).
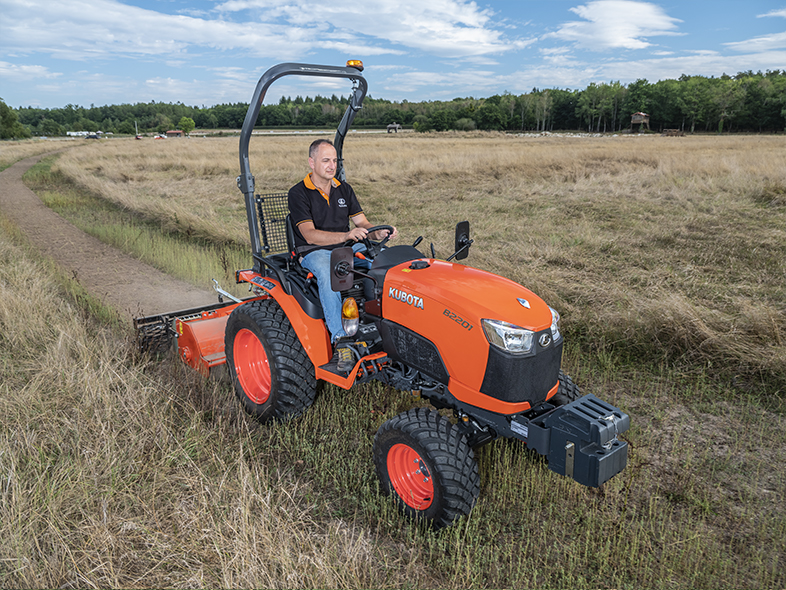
[{"x1": 2, "y1": 70, "x2": 785, "y2": 139}]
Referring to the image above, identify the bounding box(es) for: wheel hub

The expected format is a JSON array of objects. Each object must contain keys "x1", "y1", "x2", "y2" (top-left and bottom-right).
[
  {"x1": 233, "y1": 328, "x2": 271, "y2": 405},
  {"x1": 387, "y1": 443, "x2": 434, "y2": 510}
]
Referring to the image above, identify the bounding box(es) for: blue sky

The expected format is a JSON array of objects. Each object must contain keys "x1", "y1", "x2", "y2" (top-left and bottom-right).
[{"x1": 1, "y1": 0, "x2": 785, "y2": 108}]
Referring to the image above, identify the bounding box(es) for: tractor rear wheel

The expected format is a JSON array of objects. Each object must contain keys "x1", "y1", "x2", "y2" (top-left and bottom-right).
[
  {"x1": 225, "y1": 299, "x2": 317, "y2": 423},
  {"x1": 373, "y1": 408, "x2": 480, "y2": 529},
  {"x1": 551, "y1": 369, "x2": 581, "y2": 406}
]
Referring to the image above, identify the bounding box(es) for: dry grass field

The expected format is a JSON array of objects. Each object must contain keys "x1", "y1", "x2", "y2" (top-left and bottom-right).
[
  {"x1": 53, "y1": 132, "x2": 786, "y2": 389},
  {"x1": 2, "y1": 132, "x2": 785, "y2": 588}
]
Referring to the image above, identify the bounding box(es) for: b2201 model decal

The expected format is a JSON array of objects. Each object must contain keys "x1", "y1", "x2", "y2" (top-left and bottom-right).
[{"x1": 443, "y1": 308, "x2": 473, "y2": 331}]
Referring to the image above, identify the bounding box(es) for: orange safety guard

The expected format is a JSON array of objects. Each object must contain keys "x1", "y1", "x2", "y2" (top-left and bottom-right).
[
  {"x1": 176, "y1": 301, "x2": 248, "y2": 377},
  {"x1": 381, "y1": 259, "x2": 556, "y2": 414}
]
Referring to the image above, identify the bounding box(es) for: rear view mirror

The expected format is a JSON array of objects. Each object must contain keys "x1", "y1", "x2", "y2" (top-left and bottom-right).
[
  {"x1": 453, "y1": 221, "x2": 471, "y2": 261},
  {"x1": 330, "y1": 247, "x2": 355, "y2": 291}
]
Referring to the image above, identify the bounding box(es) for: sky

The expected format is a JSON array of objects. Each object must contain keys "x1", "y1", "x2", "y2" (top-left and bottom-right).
[{"x1": 1, "y1": 0, "x2": 786, "y2": 109}]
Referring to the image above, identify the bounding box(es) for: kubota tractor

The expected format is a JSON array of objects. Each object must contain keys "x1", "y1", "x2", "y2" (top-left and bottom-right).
[{"x1": 135, "y1": 61, "x2": 630, "y2": 529}]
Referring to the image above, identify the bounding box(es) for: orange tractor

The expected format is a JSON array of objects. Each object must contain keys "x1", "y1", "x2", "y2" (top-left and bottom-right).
[{"x1": 135, "y1": 61, "x2": 629, "y2": 529}]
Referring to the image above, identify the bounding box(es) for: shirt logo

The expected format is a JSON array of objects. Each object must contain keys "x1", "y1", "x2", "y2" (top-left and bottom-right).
[{"x1": 338, "y1": 198, "x2": 347, "y2": 207}]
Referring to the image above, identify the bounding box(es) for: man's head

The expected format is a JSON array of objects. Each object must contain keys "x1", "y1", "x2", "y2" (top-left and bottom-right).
[{"x1": 308, "y1": 139, "x2": 337, "y2": 185}]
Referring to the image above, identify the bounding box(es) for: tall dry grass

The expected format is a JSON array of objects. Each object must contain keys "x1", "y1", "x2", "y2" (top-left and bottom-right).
[
  {"x1": 54, "y1": 133, "x2": 786, "y2": 391},
  {"x1": 0, "y1": 226, "x2": 424, "y2": 588},
  {"x1": 1, "y1": 215, "x2": 785, "y2": 588}
]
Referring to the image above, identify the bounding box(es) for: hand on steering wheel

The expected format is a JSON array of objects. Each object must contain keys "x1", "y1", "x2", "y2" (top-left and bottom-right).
[{"x1": 342, "y1": 225, "x2": 396, "y2": 259}]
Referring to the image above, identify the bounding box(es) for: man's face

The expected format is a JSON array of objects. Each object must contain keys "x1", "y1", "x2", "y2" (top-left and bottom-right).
[{"x1": 309, "y1": 143, "x2": 337, "y2": 184}]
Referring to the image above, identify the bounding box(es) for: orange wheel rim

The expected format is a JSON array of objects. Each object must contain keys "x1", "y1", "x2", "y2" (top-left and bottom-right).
[
  {"x1": 233, "y1": 328, "x2": 271, "y2": 405},
  {"x1": 387, "y1": 443, "x2": 433, "y2": 510}
]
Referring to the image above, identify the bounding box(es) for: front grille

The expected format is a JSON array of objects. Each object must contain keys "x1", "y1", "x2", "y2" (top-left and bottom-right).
[{"x1": 480, "y1": 333, "x2": 562, "y2": 405}]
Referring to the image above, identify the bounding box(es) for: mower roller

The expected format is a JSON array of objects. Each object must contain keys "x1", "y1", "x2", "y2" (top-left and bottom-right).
[{"x1": 136, "y1": 61, "x2": 630, "y2": 529}]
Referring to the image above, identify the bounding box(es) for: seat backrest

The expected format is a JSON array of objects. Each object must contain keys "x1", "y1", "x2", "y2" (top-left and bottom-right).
[
  {"x1": 285, "y1": 214, "x2": 297, "y2": 257},
  {"x1": 255, "y1": 193, "x2": 289, "y2": 254}
]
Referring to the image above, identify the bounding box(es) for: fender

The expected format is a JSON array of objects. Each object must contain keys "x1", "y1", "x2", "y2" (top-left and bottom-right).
[{"x1": 237, "y1": 269, "x2": 333, "y2": 368}]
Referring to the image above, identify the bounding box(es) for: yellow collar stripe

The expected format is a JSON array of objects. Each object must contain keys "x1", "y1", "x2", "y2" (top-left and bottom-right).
[{"x1": 304, "y1": 174, "x2": 341, "y2": 203}]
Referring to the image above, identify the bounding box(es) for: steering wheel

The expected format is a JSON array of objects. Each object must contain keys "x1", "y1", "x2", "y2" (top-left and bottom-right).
[{"x1": 342, "y1": 224, "x2": 395, "y2": 260}]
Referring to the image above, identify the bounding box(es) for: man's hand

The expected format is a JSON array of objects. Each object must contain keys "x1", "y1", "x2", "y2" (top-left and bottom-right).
[
  {"x1": 374, "y1": 226, "x2": 398, "y2": 241},
  {"x1": 345, "y1": 227, "x2": 369, "y2": 242}
]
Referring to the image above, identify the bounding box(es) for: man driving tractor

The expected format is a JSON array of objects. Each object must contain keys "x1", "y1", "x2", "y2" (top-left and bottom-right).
[{"x1": 287, "y1": 138, "x2": 398, "y2": 371}]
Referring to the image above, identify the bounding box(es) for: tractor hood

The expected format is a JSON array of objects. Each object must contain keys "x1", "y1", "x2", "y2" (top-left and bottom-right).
[
  {"x1": 378, "y1": 257, "x2": 560, "y2": 413},
  {"x1": 381, "y1": 258, "x2": 552, "y2": 332}
]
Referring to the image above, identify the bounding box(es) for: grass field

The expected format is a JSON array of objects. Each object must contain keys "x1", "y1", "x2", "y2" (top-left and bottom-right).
[
  {"x1": 0, "y1": 138, "x2": 74, "y2": 171},
  {"x1": 3, "y1": 133, "x2": 785, "y2": 588}
]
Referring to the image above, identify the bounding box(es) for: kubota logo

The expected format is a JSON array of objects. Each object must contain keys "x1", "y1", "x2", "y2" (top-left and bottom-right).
[{"x1": 388, "y1": 286, "x2": 424, "y2": 309}]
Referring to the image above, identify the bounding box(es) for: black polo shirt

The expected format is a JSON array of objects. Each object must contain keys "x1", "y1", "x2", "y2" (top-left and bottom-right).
[{"x1": 288, "y1": 174, "x2": 363, "y2": 255}]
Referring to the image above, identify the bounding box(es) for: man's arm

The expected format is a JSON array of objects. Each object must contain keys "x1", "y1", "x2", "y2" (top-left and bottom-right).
[{"x1": 298, "y1": 221, "x2": 363, "y2": 245}]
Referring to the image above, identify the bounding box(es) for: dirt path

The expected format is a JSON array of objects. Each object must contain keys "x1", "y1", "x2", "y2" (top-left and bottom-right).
[{"x1": 0, "y1": 153, "x2": 216, "y2": 322}]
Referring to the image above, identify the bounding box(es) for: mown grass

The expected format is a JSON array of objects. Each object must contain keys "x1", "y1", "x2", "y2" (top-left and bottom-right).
[{"x1": 4, "y1": 133, "x2": 785, "y2": 588}]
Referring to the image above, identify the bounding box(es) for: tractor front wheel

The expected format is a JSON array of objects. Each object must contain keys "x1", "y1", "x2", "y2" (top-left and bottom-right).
[
  {"x1": 373, "y1": 408, "x2": 480, "y2": 529},
  {"x1": 225, "y1": 299, "x2": 317, "y2": 423}
]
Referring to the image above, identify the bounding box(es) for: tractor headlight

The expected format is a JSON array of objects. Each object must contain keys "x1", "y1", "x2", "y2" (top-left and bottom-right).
[
  {"x1": 549, "y1": 307, "x2": 562, "y2": 341},
  {"x1": 482, "y1": 319, "x2": 534, "y2": 354}
]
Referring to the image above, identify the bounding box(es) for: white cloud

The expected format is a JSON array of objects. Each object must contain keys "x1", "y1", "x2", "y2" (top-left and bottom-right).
[
  {"x1": 216, "y1": 0, "x2": 527, "y2": 58},
  {"x1": 0, "y1": 60, "x2": 61, "y2": 81},
  {"x1": 545, "y1": 1, "x2": 682, "y2": 51},
  {"x1": 725, "y1": 9, "x2": 786, "y2": 54},
  {"x1": 0, "y1": 0, "x2": 318, "y2": 60},
  {"x1": 0, "y1": 0, "x2": 526, "y2": 67},
  {"x1": 375, "y1": 68, "x2": 500, "y2": 97},
  {"x1": 506, "y1": 49, "x2": 786, "y2": 92},
  {"x1": 725, "y1": 31, "x2": 786, "y2": 52},
  {"x1": 758, "y1": 8, "x2": 786, "y2": 18}
]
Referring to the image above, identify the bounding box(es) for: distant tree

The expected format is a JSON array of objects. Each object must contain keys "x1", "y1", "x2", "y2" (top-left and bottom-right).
[
  {"x1": 40, "y1": 118, "x2": 63, "y2": 136},
  {"x1": 712, "y1": 78, "x2": 746, "y2": 133},
  {"x1": 678, "y1": 75, "x2": 710, "y2": 133},
  {"x1": 622, "y1": 79, "x2": 651, "y2": 120},
  {"x1": 475, "y1": 103, "x2": 506, "y2": 130},
  {"x1": 429, "y1": 109, "x2": 455, "y2": 131},
  {"x1": 178, "y1": 116, "x2": 195, "y2": 135},
  {"x1": 454, "y1": 117, "x2": 476, "y2": 131},
  {"x1": 0, "y1": 98, "x2": 31, "y2": 139},
  {"x1": 154, "y1": 113, "x2": 172, "y2": 134},
  {"x1": 117, "y1": 120, "x2": 135, "y2": 135},
  {"x1": 412, "y1": 114, "x2": 432, "y2": 132}
]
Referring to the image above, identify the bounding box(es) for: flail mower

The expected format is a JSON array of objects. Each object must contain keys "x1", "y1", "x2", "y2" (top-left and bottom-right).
[{"x1": 135, "y1": 61, "x2": 630, "y2": 529}]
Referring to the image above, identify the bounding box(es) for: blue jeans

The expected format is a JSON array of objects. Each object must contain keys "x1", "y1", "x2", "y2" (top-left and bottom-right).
[{"x1": 301, "y1": 243, "x2": 369, "y2": 342}]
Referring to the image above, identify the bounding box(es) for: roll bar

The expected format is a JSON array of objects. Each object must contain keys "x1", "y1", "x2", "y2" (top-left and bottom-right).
[{"x1": 237, "y1": 63, "x2": 368, "y2": 262}]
